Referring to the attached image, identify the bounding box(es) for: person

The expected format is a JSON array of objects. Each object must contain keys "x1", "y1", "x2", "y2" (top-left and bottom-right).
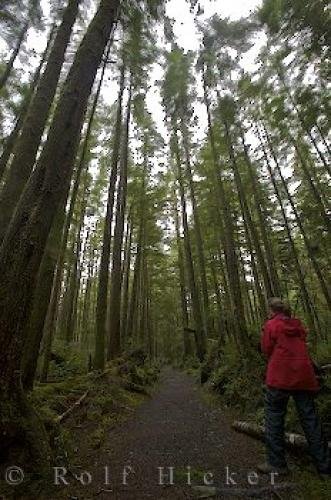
[{"x1": 257, "y1": 297, "x2": 330, "y2": 477}]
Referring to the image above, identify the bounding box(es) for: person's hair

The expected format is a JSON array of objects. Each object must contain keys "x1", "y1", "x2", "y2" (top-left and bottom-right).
[{"x1": 268, "y1": 297, "x2": 291, "y2": 316}]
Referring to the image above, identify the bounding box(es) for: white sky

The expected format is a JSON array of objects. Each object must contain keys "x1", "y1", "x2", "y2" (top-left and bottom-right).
[
  {"x1": 147, "y1": 0, "x2": 264, "y2": 142},
  {"x1": 0, "y1": 0, "x2": 263, "y2": 144},
  {"x1": 167, "y1": 0, "x2": 261, "y2": 51}
]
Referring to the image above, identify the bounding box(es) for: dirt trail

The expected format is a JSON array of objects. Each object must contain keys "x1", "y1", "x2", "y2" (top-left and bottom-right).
[{"x1": 52, "y1": 367, "x2": 294, "y2": 499}]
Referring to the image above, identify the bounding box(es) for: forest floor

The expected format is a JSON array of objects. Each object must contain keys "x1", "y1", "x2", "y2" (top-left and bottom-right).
[{"x1": 2, "y1": 366, "x2": 330, "y2": 499}]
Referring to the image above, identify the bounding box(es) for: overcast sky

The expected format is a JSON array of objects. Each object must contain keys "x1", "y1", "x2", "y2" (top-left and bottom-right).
[
  {"x1": 148, "y1": 0, "x2": 264, "y2": 141},
  {"x1": 1, "y1": 0, "x2": 263, "y2": 144},
  {"x1": 167, "y1": 0, "x2": 261, "y2": 51}
]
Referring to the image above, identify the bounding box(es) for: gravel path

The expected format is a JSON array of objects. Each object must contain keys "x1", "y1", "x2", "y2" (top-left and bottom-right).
[{"x1": 53, "y1": 367, "x2": 294, "y2": 499}]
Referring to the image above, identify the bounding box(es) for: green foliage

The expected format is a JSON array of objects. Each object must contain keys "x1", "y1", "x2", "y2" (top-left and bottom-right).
[
  {"x1": 45, "y1": 340, "x2": 88, "y2": 380},
  {"x1": 0, "y1": 0, "x2": 43, "y2": 43},
  {"x1": 299, "y1": 471, "x2": 331, "y2": 499},
  {"x1": 258, "y1": 0, "x2": 330, "y2": 60},
  {"x1": 204, "y1": 341, "x2": 266, "y2": 415},
  {"x1": 1, "y1": 0, "x2": 329, "y2": 479},
  {"x1": 203, "y1": 339, "x2": 331, "y2": 439}
]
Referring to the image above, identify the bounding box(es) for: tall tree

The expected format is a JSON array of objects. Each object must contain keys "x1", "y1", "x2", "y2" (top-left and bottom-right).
[
  {"x1": 107, "y1": 85, "x2": 132, "y2": 359},
  {"x1": 94, "y1": 62, "x2": 125, "y2": 370},
  {"x1": 21, "y1": 46, "x2": 112, "y2": 390},
  {"x1": 0, "y1": 22, "x2": 56, "y2": 182},
  {"x1": 0, "y1": 0, "x2": 43, "y2": 90},
  {"x1": 0, "y1": 0, "x2": 81, "y2": 243},
  {"x1": 0, "y1": 0, "x2": 120, "y2": 465}
]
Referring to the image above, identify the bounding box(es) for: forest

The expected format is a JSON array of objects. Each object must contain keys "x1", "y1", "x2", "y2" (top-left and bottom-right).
[{"x1": 0, "y1": 0, "x2": 330, "y2": 498}]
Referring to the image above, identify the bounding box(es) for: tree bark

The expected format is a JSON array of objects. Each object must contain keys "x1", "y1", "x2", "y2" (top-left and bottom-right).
[
  {"x1": 0, "y1": 22, "x2": 56, "y2": 182},
  {"x1": 232, "y1": 420, "x2": 331, "y2": 451},
  {"x1": 40, "y1": 40, "x2": 112, "y2": 378},
  {"x1": 181, "y1": 118, "x2": 210, "y2": 338},
  {"x1": 239, "y1": 126, "x2": 282, "y2": 297},
  {"x1": 256, "y1": 124, "x2": 322, "y2": 337},
  {"x1": 173, "y1": 128, "x2": 206, "y2": 362},
  {"x1": 126, "y1": 237, "x2": 142, "y2": 341},
  {"x1": 107, "y1": 86, "x2": 132, "y2": 360},
  {"x1": 0, "y1": 20, "x2": 29, "y2": 90},
  {"x1": 121, "y1": 213, "x2": 133, "y2": 345},
  {"x1": 63, "y1": 182, "x2": 88, "y2": 343},
  {"x1": 262, "y1": 123, "x2": 331, "y2": 309},
  {"x1": 0, "y1": 0, "x2": 120, "y2": 463},
  {"x1": 202, "y1": 72, "x2": 248, "y2": 350},
  {"x1": 173, "y1": 193, "x2": 192, "y2": 359},
  {"x1": 94, "y1": 63, "x2": 125, "y2": 370},
  {"x1": 21, "y1": 194, "x2": 68, "y2": 391},
  {"x1": 0, "y1": 0, "x2": 81, "y2": 243},
  {"x1": 223, "y1": 119, "x2": 269, "y2": 315}
]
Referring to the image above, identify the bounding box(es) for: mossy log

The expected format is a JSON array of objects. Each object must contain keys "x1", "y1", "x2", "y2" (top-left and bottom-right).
[
  {"x1": 232, "y1": 420, "x2": 331, "y2": 450},
  {"x1": 120, "y1": 380, "x2": 149, "y2": 395}
]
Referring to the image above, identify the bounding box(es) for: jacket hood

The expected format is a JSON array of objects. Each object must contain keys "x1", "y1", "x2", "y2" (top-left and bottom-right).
[{"x1": 276, "y1": 314, "x2": 303, "y2": 337}]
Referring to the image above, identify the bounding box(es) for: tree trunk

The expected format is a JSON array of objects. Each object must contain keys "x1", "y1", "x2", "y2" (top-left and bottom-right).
[
  {"x1": 81, "y1": 239, "x2": 94, "y2": 346},
  {"x1": 0, "y1": 23, "x2": 56, "y2": 182},
  {"x1": 232, "y1": 420, "x2": 331, "y2": 451},
  {"x1": 0, "y1": 20, "x2": 29, "y2": 90},
  {"x1": 40, "y1": 41, "x2": 112, "y2": 377},
  {"x1": 21, "y1": 194, "x2": 68, "y2": 391},
  {"x1": 63, "y1": 186, "x2": 88, "y2": 343},
  {"x1": 181, "y1": 118, "x2": 210, "y2": 338},
  {"x1": 290, "y1": 135, "x2": 331, "y2": 232},
  {"x1": 0, "y1": 0, "x2": 120, "y2": 464},
  {"x1": 94, "y1": 63, "x2": 125, "y2": 370},
  {"x1": 262, "y1": 123, "x2": 331, "y2": 309},
  {"x1": 315, "y1": 123, "x2": 331, "y2": 159},
  {"x1": 75, "y1": 228, "x2": 90, "y2": 343},
  {"x1": 223, "y1": 119, "x2": 270, "y2": 314},
  {"x1": 173, "y1": 193, "x2": 192, "y2": 359},
  {"x1": 256, "y1": 124, "x2": 322, "y2": 337},
  {"x1": 209, "y1": 255, "x2": 228, "y2": 342},
  {"x1": 107, "y1": 86, "x2": 132, "y2": 360},
  {"x1": 121, "y1": 212, "x2": 133, "y2": 345},
  {"x1": 173, "y1": 128, "x2": 206, "y2": 362},
  {"x1": 202, "y1": 72, "x2": 248, "y2": 350},
  {"x1": 0, "y1": 0, "x2": 81, "y2": 243},
  {"x1": 277, "y1": 70, "x2": 331, "y2": 177},
  {"x1": 126, "y1": 238, "x2": 142, "y2": 341},
  {"x1": 239, "y1": 126, "x2": 282, "y2": 297}
]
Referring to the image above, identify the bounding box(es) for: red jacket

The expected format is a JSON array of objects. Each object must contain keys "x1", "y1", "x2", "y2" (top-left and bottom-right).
[{"x1": 261, "y1": 313, "x2": 319, "y2": 391}]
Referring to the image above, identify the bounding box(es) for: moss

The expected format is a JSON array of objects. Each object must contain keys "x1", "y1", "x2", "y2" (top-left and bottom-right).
[
  {"x1": 89, "y1": 426, "x2": 106, "y2": 449},
  {"x1": 200, "y1": 340, "x2": 331, "y2": 495},
  {"x1": 298, "y1": 470, "x2": 331, "y2": 499},
  {"x1": 0, "y1": 389, "x2": 52, "y2": 494},
  {"x1": 0, "y1": 352, "x2": 160, "y2": 499}
]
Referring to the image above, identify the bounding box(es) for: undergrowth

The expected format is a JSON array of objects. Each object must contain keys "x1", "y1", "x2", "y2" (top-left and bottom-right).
[
  {"x1": 200, "y1": 339, "x2": 331, "y2": 433},
  {"x1": 0, "y1": 349, "x2": 160, "y2": 499},
  {"x1": 199, "y1": 339, "x2": 331, "y2": 498}
]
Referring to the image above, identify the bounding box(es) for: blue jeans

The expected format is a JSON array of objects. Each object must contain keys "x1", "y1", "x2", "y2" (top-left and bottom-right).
[{"x1": 265, "y1": 387, "x2": 330, "y2": 472}]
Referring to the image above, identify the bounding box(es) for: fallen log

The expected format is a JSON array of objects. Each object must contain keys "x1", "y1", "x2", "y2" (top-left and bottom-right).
[
  {"x1": 120, "y1": 380, "x2": 149, "y2": 395},
  {"x1": 232, "y1": 420, "x2": 331, "y2": 450},
  {"x1": 56, "y1": 390, "x2": 89, "y2": 423},
  {"x1": 193, "y1": 482, "x2": 298, "y2": 498}
]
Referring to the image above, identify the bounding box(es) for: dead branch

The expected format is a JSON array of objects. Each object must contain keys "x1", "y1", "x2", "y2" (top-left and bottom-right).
[
  {"x1": 232, "y1": 420, "x2": 331, "y2": 450},
  {"x1": 56, "y1": 391, "x2": 89, "y2": 424}
]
